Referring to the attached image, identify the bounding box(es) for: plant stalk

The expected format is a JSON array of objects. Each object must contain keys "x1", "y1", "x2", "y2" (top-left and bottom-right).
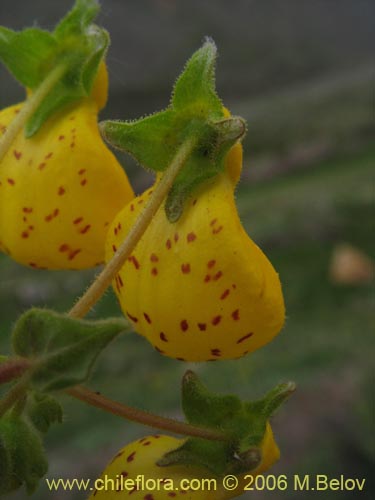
[
  {"x1": 0, "y1": 376, "x2": 29, "y2": 418},
  {"x1": 67, "y1": 385, "x2": 226, "y2": 441},
  {"x1": 0, "y1": 64, "x2": 67, "y2": 163},
  {"x1": 69, "y1": 135, "x2": 197, "y2": 319}
]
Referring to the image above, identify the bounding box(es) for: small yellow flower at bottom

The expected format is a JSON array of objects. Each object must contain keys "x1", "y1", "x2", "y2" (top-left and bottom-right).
[
  {"x1": 105, "y1": 136, "x2": 285, "y2": 361},
  {"x1": 0, "y1": 63, "x2": 134, "y2": 270},
  {"x1": 89, "y1": 424, "x2": 279, "y2": 500}
]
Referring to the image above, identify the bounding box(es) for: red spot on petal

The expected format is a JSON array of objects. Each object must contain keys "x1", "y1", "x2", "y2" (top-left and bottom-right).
[
  {"x1": 160, "y1": 332, "x2": 168, "y2": 342},
  {"x1": 180, "y1": 320, "x2": 188, "y2": 332},
  {"x1": 212, "y1": 315, "x2": 222, "y2": 326},
  {"x1": 112, "y1": 244, "x2": 117, "y2": 252},
  {"x1": 80, "y1": 224, "x2": 91, "y2": 234},
  {"x1": 78, "y1": 168, "x2": 86, "y2": 175},
  {"x1": 7, "y1": 178, "x2": 15, "y2": 185},
  {"x1": 21, "y1": 231, "x2": 29, "y2": 238},
  {"x1": 13, "y1": 150, "x2": 22, "y2": 160},
  {"x1": 210, "y1": 218, "x2": 217, "y2": 226},
  {"x1": 207, "y1": 259, "x2": 216, "y2": 268},
  {"x1": 174, "y1": 232, "x2": 179, "y2": 242},
  {"x1": 59, "y1": 244, "x2": 69, "y2": 252},
  {"x1": 23, "y1": 207, "x2": 33, "y2": 213},
  {"x1": 58, "y1": 135, "x2": 65, "y2": 141},
  {"x1": 126, "y1": 311, "x2": 138, "y2": 323},
  {"x1": 237, "y1": 332, "x2": 254, "y2": 344},
  {"x1": 150, "y1": 253, "x2": 159, "y2": 262},
  {"x1": 212, "y1": 225, "x2": 223, "y2": 235},
  {"x1": 198, "y1": 323, "x2": 207, "y2": 331},
  {"x1": 126, "y1": 451, "x2": 136, "y2": 462},
  {"x1": 232, "y1": 309, "x2": 240, "y2": 321},
  {"x1": 73, "y1": 217, "x2": 83, "y2": 224},
  {"x1": 128, "y1": 255, "x2": 140, "y2": 269},
  {"x1": 213, "y1": 271, "x2": 223, "y2": 281},
  {"x1": 187, "y1": 232, "x2": 197, "y2": 243},
  {"x1": 45, "y1": 152, "x2": 53, "y2": 159},
  {"x1": 181, "y1": 263, "x2": 191, "y2": 274},
  {"x1": 68, "y1": 249, "x2": 81, "y2": 260},
  {"x1": 151, "y1": 267, "x2": 158, "y2": 276},
  {"x1": 166, "y1": 239, "x2": 172, "y2": 249},
  {"x1": 58, "y1": 186, "x2": 65, "y2": 195},
  {"x1": 38, "y1": 162, "x2": 46, "y2": 170},
  {"x1": 144, "y1": 312, "x2": 152, "y2": 324},
  {"x1": 80, "y1": 179, "x2": 87, "y2": 186},
  {"x1": 204, "y1": 274, "x2": 211, "y2": 283},
  {"x1": 211, "y1": 348, "x2": 221, "y2": 357},
  {"x1": 220, "y1": 289, "x2": 230, "y2": 300},
  {"x1": 130, "y1": 203, "x2": 134, "y2": 211}
]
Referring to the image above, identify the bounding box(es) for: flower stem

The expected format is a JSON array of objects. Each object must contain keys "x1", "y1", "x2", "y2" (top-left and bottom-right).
[
  {"x1": 0, "y1": 64, "x2": 67, "y2": 164},
  {"x1": 0, "y1": 358, "x2": 30, "y2": 385},
  {"x1": 69, "y1": 135, "x2": 197, "y2": 319},
  {"x1": 67, "y1": 385, "x2": 226, "y2": 441},
  {"x1": 0, "y1": 376, "x2": 29, "y2": 418}
]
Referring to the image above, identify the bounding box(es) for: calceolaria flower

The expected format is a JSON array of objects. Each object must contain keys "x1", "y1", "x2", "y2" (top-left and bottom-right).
[
  {"x1": 103, "y1": 40, "x2": 284, "y2": 361},
  {"x1": 90, "y1": 373, "x2": 294, "y2": 500},
  {"x1": 0, "y1": 0, "x2": 134, "y2": 269},
  {"x1": 90, "y1": 427, "x2": 279, "y2": 500}
]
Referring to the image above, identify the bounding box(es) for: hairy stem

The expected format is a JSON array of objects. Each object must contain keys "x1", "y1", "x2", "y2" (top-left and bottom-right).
[
  {"x1": 0, "y1": 358, "x2": 30, "y2": 385},
  {"x1": 69, "y1": 136, "x2": 197, "y2": 318},
  {"x1": 67, "y1": 385, "x2": 226, "y2": 441},
  {"x1": 0, "y1": 64, "x2": 67, "y2": 163},
  {"x1": 0, "y1": 376, "x2": 29, "y2": 418}
]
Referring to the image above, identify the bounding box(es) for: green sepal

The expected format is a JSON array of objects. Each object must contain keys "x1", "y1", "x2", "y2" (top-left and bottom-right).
[
  {"x1": 158, "y1": 371, "x2": 295, "y2": 476},
  {"x1": 0, "y1": 0, "x2": 109, "y2": 136},
  {"x1": 100, "y1": 39, "x2": 246, "y2": 222},
  {"x1": 12, "y1": 308, "x2": 128, "y2": 391},
  {"x1": 27, "y1": 393, "x2": 63, "y2": 434},
  {"x1": 0, "y1": 415, "x2": 48, "y2": 495}
]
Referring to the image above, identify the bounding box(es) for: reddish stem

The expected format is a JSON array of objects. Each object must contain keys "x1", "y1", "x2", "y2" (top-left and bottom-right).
[{"x1": 0, "y1": 358, "x2": 30, "y2": 385}]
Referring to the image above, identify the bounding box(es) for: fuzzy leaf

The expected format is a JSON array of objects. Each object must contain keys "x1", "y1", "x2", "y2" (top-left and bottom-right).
[
  {"x1": 12, "y1": 309, "x2": 128, "y2": 391},
  {"x1": 27, "y1": 393, "x2": 63, "y2": 434},
  {"x1": 0, "y1": 415, "x2": 48, "y2": 495}
]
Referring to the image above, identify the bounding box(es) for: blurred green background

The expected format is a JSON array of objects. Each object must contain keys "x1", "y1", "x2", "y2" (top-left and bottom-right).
[{"x1": 0, "y1": 0, "x2": 374, "y2": 498}]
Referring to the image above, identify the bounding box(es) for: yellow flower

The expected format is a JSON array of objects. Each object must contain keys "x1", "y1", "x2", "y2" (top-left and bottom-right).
[
  {"x1": 105, "y1": 120, "x2": 285, "y2": 361},
  {"x1": 89, "y1": 424, "x2": 279, "y2": 499},
  {"x1": 0, "y1": 63, "x2": 134, "y2": 269}
]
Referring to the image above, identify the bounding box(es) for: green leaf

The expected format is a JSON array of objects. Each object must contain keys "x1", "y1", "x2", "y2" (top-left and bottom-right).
[
  {"x1": 27, "y1": 393, "x2": 63, "y2": 434},
  {"x1": 0, "y1": 0, "x2": 109, "y2": 136},
  {"x1": 158, "y1": 371, "x2": 295, "y2": 476},
  {"x1": 12, "y1": 309, "x2": 128, "y2": 391},
  {"x1": 0, "y1": 415, "x2": 48, "y2": 495}
]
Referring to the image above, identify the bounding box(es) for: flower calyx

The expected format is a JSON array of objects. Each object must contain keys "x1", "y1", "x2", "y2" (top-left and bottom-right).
[
  {"x1": 157, "y1": 370, "x2": 295, "y2": 476},
  {"x1": 0, "y1": 0, "x2": 109, "y2": 136},
  {"x1": 100, "y1": 38, "x2": 247, "y2": 222}
]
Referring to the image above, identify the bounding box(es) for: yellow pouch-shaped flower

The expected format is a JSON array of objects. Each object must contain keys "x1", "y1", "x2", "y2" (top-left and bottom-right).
[
  {"x1": 105, "y1": 137, "x2": 284, "y2": 361},
  {"x1": 89, "y1": 424, "x2": 279, "y2": 500},
  {"x1": 0, "y1": 64, "x2": 134, "y2": 269}
]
